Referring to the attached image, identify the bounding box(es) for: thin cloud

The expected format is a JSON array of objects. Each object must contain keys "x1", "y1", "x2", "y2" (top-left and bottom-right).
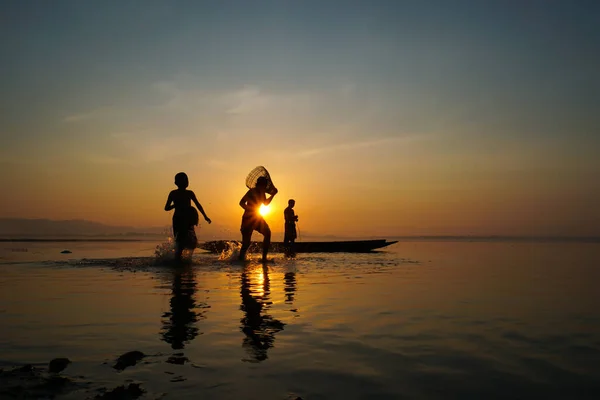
[
  {"x1": 85, "y1": 155, "x2": 131, "y2": 165},
  {"x1": 64, "y1": 111, "x2": 96, "y2": 123},
  {"x1": 63, "y1": 107, "x2": 112, "y2": 123},
  {"x1": 225, "y1": 85, "x2": 269, "y2": 115},
  {"x1": 297, "y1": 134, "x2": 432, "y2": 158},
  {"x1": 222, "y1": 85, "x2": 313, "y2": 117},
  {"x1": 152, "y1": 80, "x2": 212, "y2": 112},
  {"x1": 204, "y1": 158, "x2": 246, "y2": 172}
]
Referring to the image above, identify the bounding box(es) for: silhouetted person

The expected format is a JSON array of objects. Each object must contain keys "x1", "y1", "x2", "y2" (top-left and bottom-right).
[
  {"x1": 238, "y1": 176, "x2": 277, "y2": 261},
  {"x1": 160, "y1": 266, "x2": 206, "y2": 349},
  {"x1": 283, "y1": 199, "x2": 298, "y2": 255},
  {"x1": 239, "y1": 265, "x2": 284, "y2": 362},
  {"x1": 164, "y1": 172, "x2": 211, "y2": 262}
]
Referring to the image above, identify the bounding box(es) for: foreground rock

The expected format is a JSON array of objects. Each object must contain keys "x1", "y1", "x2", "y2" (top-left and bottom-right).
[
  {"x1": 113, "y1": 351, "x2": 146, "y2": 371},
  {"x1": 49, "y1": 357, "x2": 71, "y2": 373},
  {"x1": 96, "y1": 383, "x2": 144, "y2": 399},
  {"x1": 166, "y1": 354, "x2": 189, "y2": 365},
  {"x1": 0, "y1": 364, "x2": 78, "y2": 399}
]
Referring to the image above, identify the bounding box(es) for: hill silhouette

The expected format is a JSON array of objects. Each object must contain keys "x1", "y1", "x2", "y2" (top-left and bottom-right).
[{"x1": 0, "y1": 218, "x2": 166, "y2": 238}]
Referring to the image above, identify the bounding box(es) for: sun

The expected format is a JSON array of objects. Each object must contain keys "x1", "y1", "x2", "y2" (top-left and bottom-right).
[{"x1": 259, "y1": 204, "x2": 271, "y2": 216}]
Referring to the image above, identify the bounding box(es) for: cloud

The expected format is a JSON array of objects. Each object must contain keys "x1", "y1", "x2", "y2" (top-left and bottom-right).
[
  {"x1": 64, "y1": 111, "x2": 97, "y2": 123},
  {"x1": 204, "y1": 158, "x2": 247, "y2": 172},
  {"x1": 295, "y1": 134, "x2": 432, "y2": 158},
  {"x1": 224, "y1": 85, "x2": 269, "y2": 115},
  {"x1": 63, "y1": 107, "x2": 112, "y2": 123},
  {"x1": 221, "y1": 84, "x2": 314, "y2": 117},
  {"x1": 85, "y1": 155, "x2": 131, "y2": 165},
  {"x1": 152, "y1": 80, "x2": 214, "y2": 112}
]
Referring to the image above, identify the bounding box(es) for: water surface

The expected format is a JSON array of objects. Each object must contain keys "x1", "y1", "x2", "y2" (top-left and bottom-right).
[{"x1": 1, "y1": 240, "x2": 599, "y2": 399}]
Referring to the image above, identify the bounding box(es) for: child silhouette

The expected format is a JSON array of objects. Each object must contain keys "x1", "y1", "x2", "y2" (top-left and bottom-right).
[{"x1": 164, "y1": 172, "x2": 211, "y2": 262}]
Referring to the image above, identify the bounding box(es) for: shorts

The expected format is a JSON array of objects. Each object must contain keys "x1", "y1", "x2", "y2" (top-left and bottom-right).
[
  {"x1": 175, "y1": 228, "x2": 197, "y2": 249},
  {"x1": 240, "y1": 213, "x2": 270, "y2": 235},
  {"x1": 173, "y1": 210, "x2": 198, "y2": 249}
]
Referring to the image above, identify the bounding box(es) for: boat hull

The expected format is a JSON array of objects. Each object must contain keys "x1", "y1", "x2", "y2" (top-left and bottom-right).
[{"x1": 200, "y1": 239, "x2": 398, "y2": 254}]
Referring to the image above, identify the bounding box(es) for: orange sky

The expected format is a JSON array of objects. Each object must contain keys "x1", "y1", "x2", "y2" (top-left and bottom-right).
[{"x1": 2, "y1": 129, "x2": 599, "y2": 237}]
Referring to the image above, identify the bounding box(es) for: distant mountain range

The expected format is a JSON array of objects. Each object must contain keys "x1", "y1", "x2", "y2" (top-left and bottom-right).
[{"x1": 0, "y1": 218, "x2": 167, "y2": 238}]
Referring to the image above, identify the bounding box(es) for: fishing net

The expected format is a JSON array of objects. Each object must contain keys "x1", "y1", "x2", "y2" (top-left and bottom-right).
[{"x1": 245, "y1": 166, "x2": 277, "y2": 195}]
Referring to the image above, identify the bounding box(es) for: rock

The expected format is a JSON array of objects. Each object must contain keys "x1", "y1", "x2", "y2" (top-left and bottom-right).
[
  {"x1": 96, "y1": 383, "x2": 144, "y2": 399},
  {"x1": 1, "y1": 365, "x2": 77, "y2": 399},
  {"x1": 37, "y1": 375, "x2": 71, "y2": 390},
  {"x1": 166, "y1": 355, "x2": 188, "y2": 365},
  {"x1": 18, "y1": 364, "x2": 34, "y2": 373},
  {"x1": 61, "y1": 250, "x2": 72, "y2": 254},
  {"x1": 48, "y1": 358, "x2": 71, "y2": 373},
  {"x1": 113, "y1": 351, "x2": 145, "y2": 371}
]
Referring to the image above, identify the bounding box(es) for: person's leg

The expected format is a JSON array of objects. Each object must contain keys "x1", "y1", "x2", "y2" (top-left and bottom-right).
[
  {"x1": 261, "y1": 224, "x2": 272, "y2": 261},
  {"x1": 290, "y1": 227, "x2": 297, "y2": 253},
  {"x1": 239, "y1": 229, "x2": 252, "y2": 260},
  {"x1": 174, "y1": 241, "x2": 183, "y2": 262},
  {"x1": 283, "y1": 231, "x2": 292, "y2": 256},
  {"x1": 283, "y1": 232, "x2": 290, "y2": 247},
  {"x1": 173, "y1": 225, "x2": 183, "y2": 262},
  {"x1": 187, "y1": 228, "x2": 198, "y2": 258}
]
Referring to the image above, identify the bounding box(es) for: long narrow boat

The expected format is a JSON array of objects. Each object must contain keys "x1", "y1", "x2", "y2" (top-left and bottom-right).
[{"x1": 200, "y1": 239, "x2": 398, "y2": 254}]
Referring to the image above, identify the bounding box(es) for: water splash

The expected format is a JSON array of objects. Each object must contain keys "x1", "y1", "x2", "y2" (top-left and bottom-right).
[
  {"x1": 154, "y1": 228, "x2": 177, "y2": 262},
  {"x1": 218, "y1": 241, "x2": 242, "y2": 261}
]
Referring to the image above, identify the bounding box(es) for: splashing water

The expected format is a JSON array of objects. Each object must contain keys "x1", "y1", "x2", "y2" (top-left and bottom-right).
[
  {"x1": 154, "y1": 240, "x2": 174, "y2": 261},
  {"x1": 154, "y1": 229, "x2": 176, "y2": 262},
  {"x1": 218, "y1": 241, "x2": 242, "y2": 261}
]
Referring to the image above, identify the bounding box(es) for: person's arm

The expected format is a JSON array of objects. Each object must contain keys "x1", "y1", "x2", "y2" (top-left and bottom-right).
[
  {"x1": 190, "y1": 191, "x2": 211, "y2": 224},
  {"x1": 164, "y1": 191, "x2": 174, "y2": 211},
  {"x1": 264, "y1": 187, "x2": 278, "y2": 206},
  {"x1": 239, "y1": 191, "x2": 251, "y2": 211},
  {"x1": 284, "y1": 208, "x2": 293, "y2": 223}
]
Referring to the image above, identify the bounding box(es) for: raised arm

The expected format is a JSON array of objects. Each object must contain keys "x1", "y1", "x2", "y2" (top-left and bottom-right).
[
  {"x1": 190, "y1": 191, "x2": 211, "y2": 223},
  {"x1": 239, "y1": 190, "x2": 251, "y2": 211},
  {"x1": 164, "y1": 191, "x2": 174, "y2": 211},
  {"x1": 263, "y1": 187, "x2": 278, "y2": 206}
]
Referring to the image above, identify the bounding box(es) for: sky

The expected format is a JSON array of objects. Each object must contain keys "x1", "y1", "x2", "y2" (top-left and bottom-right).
[{"x1": 1, "y1": 0, "x2": 599, "y2": 237}]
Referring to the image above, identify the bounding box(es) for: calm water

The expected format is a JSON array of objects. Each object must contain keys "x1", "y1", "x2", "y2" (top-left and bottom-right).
[{"x1": 1, "y1": 239, "x2": 599, "y2": 399}]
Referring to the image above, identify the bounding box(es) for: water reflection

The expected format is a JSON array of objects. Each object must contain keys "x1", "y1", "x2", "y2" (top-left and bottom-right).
[
  {"x1": 160, "y1": 265, "x2": 207, "y2": 349},
  {"x1": 284, "y1": 271, "x2": 297, "y2": 305},
  {"x1": 240, "y1": 264, "x2": 285, "y2": 362}
]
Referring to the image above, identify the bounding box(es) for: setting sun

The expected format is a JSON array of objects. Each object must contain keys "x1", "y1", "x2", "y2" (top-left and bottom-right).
[{"x1": 259, "y1": 204, "x2": 271, "y2": 217}]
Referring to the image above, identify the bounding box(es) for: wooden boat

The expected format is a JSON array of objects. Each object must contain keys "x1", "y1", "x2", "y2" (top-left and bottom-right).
[{"x1": 200, "y1": 239, "x2": 398, "y2": 254}]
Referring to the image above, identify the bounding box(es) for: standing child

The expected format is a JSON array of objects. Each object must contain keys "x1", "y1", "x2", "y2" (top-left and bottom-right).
[
  {"x1": 164, "y1": 172, "x2": 211, "y2": 262},
  {"x1": 283, "y1": 199, "x2": 298, "y2": 255}
]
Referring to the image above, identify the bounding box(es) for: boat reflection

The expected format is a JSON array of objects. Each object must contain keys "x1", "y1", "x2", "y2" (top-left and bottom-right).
[
  {"x1": 160, "y1": 265, "x2": 207, "y2": 349},
  {"x1": 239, "y1": 264, "x2": 286, "y2": 362}
]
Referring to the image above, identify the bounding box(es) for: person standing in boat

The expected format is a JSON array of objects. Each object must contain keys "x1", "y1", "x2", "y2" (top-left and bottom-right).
[
  {"x1": 238, "y1": 176, "x2": 277, "y2": 261},
  {"x1": 283, "y1": 199, "x2": 298, "y2": 255},
  {"x1": 164, "y1": 172, "x2": 212, "y2": 262}
]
